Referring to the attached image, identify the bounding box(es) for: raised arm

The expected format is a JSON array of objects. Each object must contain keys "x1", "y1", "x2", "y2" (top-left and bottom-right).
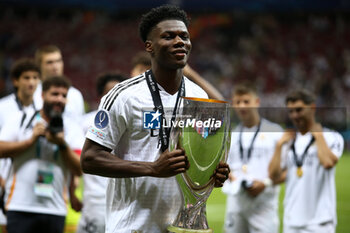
[
  {"x1": 311, "y1": 123, "x2": 338, "y2": 169},
  {"x1": 183, "y1": 65, "x2": 224, "y2": 101},
  {"x1": 269, "y1": 131, "x2": 294, "y2": 182},
  {"x1": 0, "y1": 123, "x2": 45, "y2": 158},
  {"x1": 81, "y1": 138, "x2": 189, "y2": 178}
]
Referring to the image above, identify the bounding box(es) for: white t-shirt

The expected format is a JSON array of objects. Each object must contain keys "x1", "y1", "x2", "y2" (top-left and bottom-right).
[
  {"x1": 223, "y1": 118, "x2": 283, "y2": 208},
  {"x1": 81, "y1": 110, "x2": 108, "y2": 209},
  {"x1": 0, "y1": 111, "x2": 84, "y2": 216},
  {"x1": 34, "y1": 82, "x2": 85, "y2": 121},
  {"x1": 0, "y1": 93, "x2": 38, "y2": 224},
  {"x1": 281, "y1": 130, "x2": 344, "y2": 227},
  {"x1": 0, "y1": 93, "x2": 38, "y2": 131},
  {"x1": 86, "y1": 73, "x2": 208, "y2": 233}
]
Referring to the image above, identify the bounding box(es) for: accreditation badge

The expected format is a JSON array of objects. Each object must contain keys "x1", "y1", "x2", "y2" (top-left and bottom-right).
[{"x1": 34, "y1": 161, "x2": 55, "y2": 198}]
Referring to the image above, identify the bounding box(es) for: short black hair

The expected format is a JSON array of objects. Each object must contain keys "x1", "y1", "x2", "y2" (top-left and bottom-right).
[
  {"x1": 285, "y1": 89, "x2": 316, "y2": 105},
  {"x1": 42, "y1": 76, "x2": 71, "y2": 92},
  {"x1": 139, "y1": 5, "x2": 189, "y2": 42},
  {"x1": 10, "y1": 58, "x2": 41, "y2": 80},
  {"x1": 96, "y1": 72, "x2": 126, "y2": 96}
]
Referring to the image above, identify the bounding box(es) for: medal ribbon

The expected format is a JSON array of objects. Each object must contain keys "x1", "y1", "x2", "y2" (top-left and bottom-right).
[
  {"x1": 291, "y1": 135, "x2": 315, "y2": 168},
  {"x1": 145, "y1": 70, "x2": 185, "y2": 152},
  {"x1": 239, "y1": 120, "x2": 261, "y2": 165}
]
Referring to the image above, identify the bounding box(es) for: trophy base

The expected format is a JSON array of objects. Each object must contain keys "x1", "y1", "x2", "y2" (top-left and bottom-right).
[{"x1": 167, "y1": 225, "x2": 213, "y2": 233}]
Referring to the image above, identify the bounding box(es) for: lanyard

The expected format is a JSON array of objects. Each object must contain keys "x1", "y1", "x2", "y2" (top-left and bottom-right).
[
  {"x1": 239, "y1": 120, "x2": 261, "y2": 164},
  {"x1": 16, "y1": 93, "x2": 37, "y2": 127},
  {"x1": 36, "y1": 137, "x2": 59, "y2": 161},
  {"x1": 291, "y1": 135, "x2": 315, "y2": 167},
  {"x1": 145, "y1": 70, "x2": 185, "y2": 152}
]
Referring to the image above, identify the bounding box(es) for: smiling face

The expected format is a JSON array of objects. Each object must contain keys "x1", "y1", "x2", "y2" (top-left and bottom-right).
[
  {"x1": 146, "y1": 20, "x2": 191, "y2": 70},
  {"x1": 287, "y1": 100, "x2": 315, "y2": 132}
]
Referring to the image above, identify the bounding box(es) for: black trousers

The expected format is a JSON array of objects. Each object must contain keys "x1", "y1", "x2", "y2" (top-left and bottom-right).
[{"x1": 7, "y1": 211, "x2": 65, "y2": 233}]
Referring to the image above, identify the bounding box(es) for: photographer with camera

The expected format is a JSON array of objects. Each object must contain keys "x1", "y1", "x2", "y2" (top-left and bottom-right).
[
  {"x1": 0, "y1": 76, "x2": 83, "y2": 233},
  {"x1": 223, "y1": 83, "x2": 285, "y2": 233}
]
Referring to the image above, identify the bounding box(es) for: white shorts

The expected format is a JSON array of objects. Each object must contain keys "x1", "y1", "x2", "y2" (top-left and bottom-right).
[
  {"x1": 283, "y1": 221, "x2": 335, "y2": 233},
  {"x1": 76, "y1": 203, "x2": 105, "y2": 233},
  {"x1": 224, "y1": 195, "x2": 279, "y2": 233}
]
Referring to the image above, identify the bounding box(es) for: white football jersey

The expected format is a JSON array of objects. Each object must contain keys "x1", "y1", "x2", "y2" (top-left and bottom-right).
[
  {"x1": 86, "y1": 73, "x2": 208, "y2": 233},
  {"x1": 281, "y1": 130, "x2": 344, "y2": 227},
  {"x1": 0, "y1": 93, "x2": 39, "y2": 225},
  {"x1": 0, "y1": 93, "x2": 38, "y2": 131},
  {"x1": 0, "y1": 110, "x2": 84, "y2": 216},
  {"x1": 80, "y1": 110, "x2": 108, "y2": 228},
  {"x1": 223, "y1": 118, "x2": 283, "y2": 206}
]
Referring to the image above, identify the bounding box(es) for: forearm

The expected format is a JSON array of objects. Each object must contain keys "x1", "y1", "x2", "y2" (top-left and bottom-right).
[
  {"x1": 81, "y1": 149, "x2": 155, "y2": 178},
  {"x1": 269, "y1": 143, "x2": 284, "y2": 181},
  {"x1": 59, "y1": 144, "x2": 82, "y2": 176},
  {"x1": 184, "y1": 66, "x2": 224, "y2": 100},
  {"x1": 0, "y1": 138, "x2": 35, "y2": 158},
  {"x1": 272, "y1": 170, "x2": 286, "y2": 185},
  {"x1": 313, "y1": 133, "x2": 338, "y2": 169}
]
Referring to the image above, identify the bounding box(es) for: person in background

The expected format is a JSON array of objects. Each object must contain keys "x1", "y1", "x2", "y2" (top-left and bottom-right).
[
  {"x1": 34, "y1": 45, "x2": 85, "y2": 212},
  {"x1": 223, "y1": 83, "x2": 284, "y2": 233},
  {"x1": 0, "y1": 76, "x2": 84, "y2": 233},
  {"x1": 80, "y1": 5, "x2": 229, "y2": 232},
  {"x1": 34, "y1": 45, "x2": 85, "y2": 121},
  {"x1": 77, "y1": 72, "x2": 126, "y2": 233},
  {"x1": 130, "y1": 51, "x2": 152, "y2": 78},
  {"x1": 0, "y1": 58, "x2": 41, "y2": 233},
  {"x1": 269, "y1": 89, "x2": 344, "y2": 233}
]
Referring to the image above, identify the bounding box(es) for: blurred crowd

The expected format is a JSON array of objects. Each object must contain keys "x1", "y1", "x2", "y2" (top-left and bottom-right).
[
  {"x1": 1, "y1": 7, "x2": 350, "y2": 111},
  {"x1": 0, "y1": 4, "x2": 348, "y2": 233}
]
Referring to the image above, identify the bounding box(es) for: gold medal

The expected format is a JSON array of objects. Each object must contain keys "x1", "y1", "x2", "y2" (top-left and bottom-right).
[
  {"x1": 296, "y1": 166, "x2": 303, "y2": 178},
  {"x1": 242, "y1": 164, "x2": 248, "y2": 173}
]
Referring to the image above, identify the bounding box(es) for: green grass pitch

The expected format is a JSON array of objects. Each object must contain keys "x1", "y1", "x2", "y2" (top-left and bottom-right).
[
  {"x1": 206, "y1": 152, "x2": 350, "y2": 233},
  {"x1": 2, "y1": 154, "x2": 348, "y2": 233}
]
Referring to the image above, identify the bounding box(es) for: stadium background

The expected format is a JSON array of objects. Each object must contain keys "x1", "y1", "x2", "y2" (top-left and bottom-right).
[{"x1": 0, "y1": 0, "x2": 349, "y2": 232}]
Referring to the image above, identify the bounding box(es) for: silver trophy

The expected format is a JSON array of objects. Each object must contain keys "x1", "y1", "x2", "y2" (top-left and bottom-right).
[{"x1": 168, "y1": 97, "x2": 231, "y2": 233}]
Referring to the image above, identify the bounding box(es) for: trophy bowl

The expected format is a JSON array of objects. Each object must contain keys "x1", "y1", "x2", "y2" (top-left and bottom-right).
[{"x1": 168, "y1": 97, "x2": 231, "y2": 233}]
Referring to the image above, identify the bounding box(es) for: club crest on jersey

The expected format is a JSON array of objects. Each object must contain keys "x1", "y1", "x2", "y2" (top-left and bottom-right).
[
  {"x1": 94, "y1": 110, "x2": 109, "y2": 129},
  {"x1": 143, "y1": 110, "x2": 161, "y2": 129}
]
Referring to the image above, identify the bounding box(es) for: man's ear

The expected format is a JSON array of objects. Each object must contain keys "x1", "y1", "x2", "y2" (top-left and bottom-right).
[
  {"x1": 12, "y1": 78, "x2": 19, "y2": 88},
  {"x1": 145, "y1": 40, "x2": 153, "y2": 54}
]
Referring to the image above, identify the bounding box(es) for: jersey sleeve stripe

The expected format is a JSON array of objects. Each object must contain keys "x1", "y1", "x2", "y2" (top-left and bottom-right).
[
  {"x1": 103, "y1": 76, "x2": 146, "y2": 111},
  {"x1": 102, "y1": 75, "x2": 144, "y2": 110}
]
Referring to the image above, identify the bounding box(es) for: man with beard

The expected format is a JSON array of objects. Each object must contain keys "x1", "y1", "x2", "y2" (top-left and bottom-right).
[
  {"x1": 269, "y1": 89, "x2": 344, "y2": 233},
  {"x1": 0, "y1": 76, "x2": 83, "y2": 233},
  {"x1": 81, "y1": 5, "x2": 229, "y2": 233},
  {"x1": 34, "y1": 45, "x2": 84, "y2": 213}
]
